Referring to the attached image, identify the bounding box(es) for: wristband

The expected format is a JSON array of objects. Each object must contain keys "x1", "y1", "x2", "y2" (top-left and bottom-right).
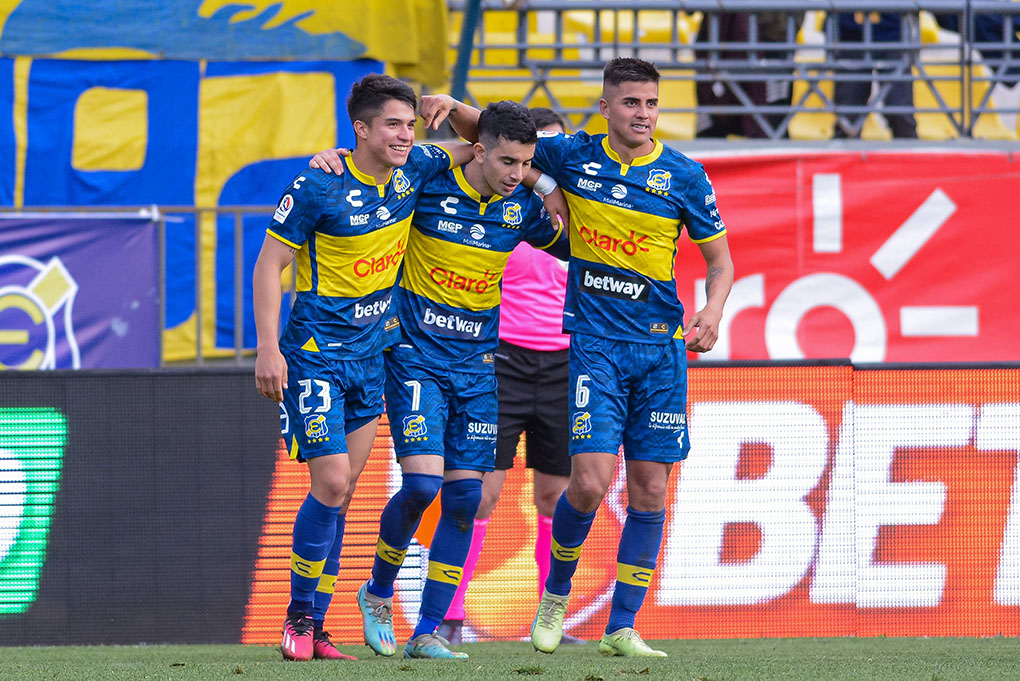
[{"x1": 533, "y1": 173, "x2": 557, "y2": 196}]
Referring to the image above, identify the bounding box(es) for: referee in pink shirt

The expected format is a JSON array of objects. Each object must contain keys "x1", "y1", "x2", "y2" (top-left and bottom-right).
[{"x1": 440, "y1": 109, "x2": 583, "y2": 646}]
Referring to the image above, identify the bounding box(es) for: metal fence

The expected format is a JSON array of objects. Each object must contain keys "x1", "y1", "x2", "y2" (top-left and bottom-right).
[
  {"x1": 0, "y1": 205, "x2": 278, "y2": 366},
  {"x1": 446, "y1": 0, "x2": 1020, "y2": 139}
]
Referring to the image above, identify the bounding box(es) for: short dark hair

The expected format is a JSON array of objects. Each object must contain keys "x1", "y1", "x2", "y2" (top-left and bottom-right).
[
  {"x1": 477, "y1": 100, "x2": 538, "y2": 147},
  {"x1": 346, "y1": 74, "x2": 417, "y2": 125},
  {"x1": 528, "y1": 107, "x2": 566, "y2": 131},
  {"x1": 603, "y1": 57, "x2": 660, "y2": 88}
]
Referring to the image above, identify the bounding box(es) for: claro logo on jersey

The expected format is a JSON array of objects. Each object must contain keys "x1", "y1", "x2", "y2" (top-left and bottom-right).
[
  {"x1": 353, "y1": 240, "x2": 406, "y2": 278},
  {"x1": 578, "y1": 225, "x2": 650, "y2": 256},
  {"x1": 429, "y1": 266, "x2": 500, "y2": 294},
  {"x1": 580, "y1": 268, "x2": 649, "y2": 301}
]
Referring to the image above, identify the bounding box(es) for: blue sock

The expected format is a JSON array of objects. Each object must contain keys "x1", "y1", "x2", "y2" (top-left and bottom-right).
[
  {"x1": 312, "y1": 513, "x2": 346, "y2": 631},
  {"x1": 413, "y1": 478, "x2": 482, "y2": 639},
  {"x1": 605, "y1": 507, "x2": 665, "y2": 634},
  {"x1": 545, "y1": 492, "x2": 597, "y2": 597},
  {"x1": 367, "y1": 472, "x2": 443, "y2": 599},
  {"x1": 288, "y1": 493, "x2": 341, "y2": 616}
]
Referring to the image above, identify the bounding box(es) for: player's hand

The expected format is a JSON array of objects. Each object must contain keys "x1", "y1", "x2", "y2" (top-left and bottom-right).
[
  {"x1": 543, "y1": 187, "x2": 570, "y2": 231},
  {"x1": 309, "y1": 148, "x2": 349, "y2": 174},
  {"x1": 684, "y1": 306, "x2": 723, "y2": 353},
  {"x1": 420, "y1": 94, "x2": 458, "y2": 130},
  {"x1": 255, "y1": 347, "x2": 288, "y2": 403}
]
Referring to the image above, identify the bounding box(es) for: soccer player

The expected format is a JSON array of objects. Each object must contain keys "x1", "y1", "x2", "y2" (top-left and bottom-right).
[
  {"x1": 437, "y1": 108, "x2": 584, "y2": 647},
  {"x1": 252, "y1": 73, "x2": 468, "y2": 662},
  {"x1": 312, "y1": 100, "x2": 568, "y2": 660},
  {"x1": 421, "y1": 56, "x2": 735, "y2": 657}
]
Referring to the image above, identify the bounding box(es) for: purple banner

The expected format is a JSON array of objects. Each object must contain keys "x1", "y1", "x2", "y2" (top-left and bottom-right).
[{"x1": 0, "y1": 214, "x2": 158, "y2": 368}]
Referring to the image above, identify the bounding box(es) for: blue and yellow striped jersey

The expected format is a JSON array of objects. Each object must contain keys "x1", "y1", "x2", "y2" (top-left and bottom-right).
[
  {"x1": 533, "y1": 131, "x2": 726, "y2": 343},
  {"x1": 266, "y1": 144, "x2": 452, "y2": 359},
  {"x1": 393, "y1": 165, "x2": 568, "y2": 372}
]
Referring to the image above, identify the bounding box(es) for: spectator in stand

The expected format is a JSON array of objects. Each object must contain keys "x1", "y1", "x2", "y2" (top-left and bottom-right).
[{"x1": 832, "y1": 11, "x2": 918, "y2": 138}]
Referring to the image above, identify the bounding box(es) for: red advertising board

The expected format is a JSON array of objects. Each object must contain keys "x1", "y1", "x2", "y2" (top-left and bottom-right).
[
  {"x1": 242, "y1": 365, "x2": 1020, "y2": 642},
  {"x1": 678, "y1": 151, "x2": 1020, "y2": 362}
]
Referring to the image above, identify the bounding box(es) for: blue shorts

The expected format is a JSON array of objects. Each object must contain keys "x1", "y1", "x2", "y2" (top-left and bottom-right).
[
  {"x1": 280, "y1": 351, "x2": 385, "y2": 461},
  {"x1": 384, "y1": 344, "x2": 497, "y2": 472},
  {"x1": 568, "y1": 333, "x2": 689, "y2": 461}
]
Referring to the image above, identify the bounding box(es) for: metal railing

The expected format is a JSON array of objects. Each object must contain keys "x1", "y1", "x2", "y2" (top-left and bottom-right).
[
  {"x1": 446, "y1": 0, "x2": 1020, "y2": 139},
  {"x1": 0, "y1": 205, "x2": 279, "y2": 366}
]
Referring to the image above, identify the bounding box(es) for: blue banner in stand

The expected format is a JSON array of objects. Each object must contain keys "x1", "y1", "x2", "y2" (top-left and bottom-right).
[{"x1": 0, "y1": 213, "x2": 159, "y2": 369}]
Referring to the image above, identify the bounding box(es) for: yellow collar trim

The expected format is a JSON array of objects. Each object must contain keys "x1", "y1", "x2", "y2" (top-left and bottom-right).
[
  {"x1": 601, "y1": 137, "x2": 664, "y2": 175},
  {"x1": 454, "y1": 165, "x2": 502, "y2": 215},
  {"x1": 345, "y1": 156, "x2": 391, "y2": 196}
]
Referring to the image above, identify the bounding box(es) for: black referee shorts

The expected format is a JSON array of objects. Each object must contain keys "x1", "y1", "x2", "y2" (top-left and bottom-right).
[{"x1": 494, "y1": 340, "x2": 571, "y2": 476}]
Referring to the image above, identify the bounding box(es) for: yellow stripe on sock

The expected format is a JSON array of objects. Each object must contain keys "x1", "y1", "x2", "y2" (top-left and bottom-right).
[
  {"x1": 617, "y1": 563, "x2": 654, "y2": 587},
  {"x1": 551, "y1": 537, "x2": 582, "y2": 562},
  {"x1": 376, "y1": 537, "x2": 407, "y2": 566},
  {"x1": 290, "y1": 552, "x2": 327, "y2": 579},
  {"x1": 427, "y1": 561, "x2": 463, "y2": 586},
  {"x1": 316, "y1": 572, "x2": 337, "y2": 594}
]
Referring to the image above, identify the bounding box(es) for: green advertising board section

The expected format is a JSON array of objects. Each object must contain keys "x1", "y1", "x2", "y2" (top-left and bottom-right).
[
  {"x1": 0, "y1": 370, "x2": 280, "y2": 644},
  {"x1": 0, "y1": 407, "x2": 65, "y2": 615}
]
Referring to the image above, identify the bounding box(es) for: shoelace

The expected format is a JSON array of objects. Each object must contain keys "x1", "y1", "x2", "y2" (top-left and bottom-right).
[
  {"x1": 287, "y1": 615, "x2": 314, "y2": 635},
  {"x1": 536, "y1": 598, "x2": 566, "y2": 630},
  {"x1": 368, "y1": 599, "x2": 393, "y2": 625},
  {"x1": 316, "y1": 630, "x2": 335, "y2": 644}
]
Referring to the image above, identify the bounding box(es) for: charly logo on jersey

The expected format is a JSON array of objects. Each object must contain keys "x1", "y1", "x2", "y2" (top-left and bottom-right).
[
  {"x1": 304, "y1": 414, "x2": 329, "y2": 441},
  {"x1": 441, "y1": 196, "x2": 460, "y2": 215},
  {"x1": 274, "y1": 194, "x2": 294, "y2": 222},
  {"x1": 611, "y1": 184, "x2": 628, "y2": 199},
  {"x1": 648, "y1": 411, "x2": 687, "y2": 430},
  {"x1": 346, "y1": 189, "x2": 364, "y2": 207},
  {"x1": 572, "y1": 411, "x2": 592, "y2": 437},
  {"x1": 392, "y1": 169, "x2": 411, "y2": 194},
  {"x1": 502, "y1": 202, "x2": 523, "y2": 227},
  {"x1": 582, "y1": 161, "x2": 602, "y2": 176},
  {"x1": 646, "y1": 169, "x2": 672, "y2": 195},
  {"x1": 704, "y1": 172, "x2": 716, "y2": 205},
  {"x1": 466, "y1": 422, "x2": 497, "y2": 441},
  {"x1": 469, "y1": 224, "x2": 486, "y2": 240},
  {"x1": 402, "y1": 414, "x2": 427, "y2": 440}
]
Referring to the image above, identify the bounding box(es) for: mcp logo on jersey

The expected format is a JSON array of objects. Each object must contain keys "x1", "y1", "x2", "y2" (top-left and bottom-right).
[
  {"x1": 646, "y1": 169, "x2": 672, "y2": 194},
  {"x1": 502, "y1": 202, "x2": 523, "y2": 226},
  {"x1": 0, "y1": 255, "x2": 80, "y2": 370}
]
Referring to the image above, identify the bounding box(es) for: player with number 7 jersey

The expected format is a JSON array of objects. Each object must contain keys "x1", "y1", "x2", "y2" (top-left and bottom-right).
[{"x1": 252, "y1": 74, "x2": 468, "y2": 663}]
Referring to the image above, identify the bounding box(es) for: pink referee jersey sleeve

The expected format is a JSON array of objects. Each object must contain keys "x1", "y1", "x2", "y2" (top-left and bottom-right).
[{"x1": 498, "y1": 242, "x2": 570, "y2": 351}]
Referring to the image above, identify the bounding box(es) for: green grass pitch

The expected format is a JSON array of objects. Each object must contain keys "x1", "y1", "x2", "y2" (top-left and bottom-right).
[{"x1": 2, "y1": 638, "x2": 1019, "y2": 680}]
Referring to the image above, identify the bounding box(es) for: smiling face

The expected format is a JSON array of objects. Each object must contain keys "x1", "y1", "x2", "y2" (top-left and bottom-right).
[
  {"x1": 354, "y1": 98, "x2": 416, "y2": 170},
  {"x1": 475, "y1": 135, "x2": 535, "y2": 197},
  {"x1": 599, "y1": 79, "x2": 659, "y2": 153}
]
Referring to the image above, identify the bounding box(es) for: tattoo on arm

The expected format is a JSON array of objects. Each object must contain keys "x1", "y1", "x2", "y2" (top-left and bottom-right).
[{"x1": 705, "y1": 265, "x2": 724, "y2": 298}]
